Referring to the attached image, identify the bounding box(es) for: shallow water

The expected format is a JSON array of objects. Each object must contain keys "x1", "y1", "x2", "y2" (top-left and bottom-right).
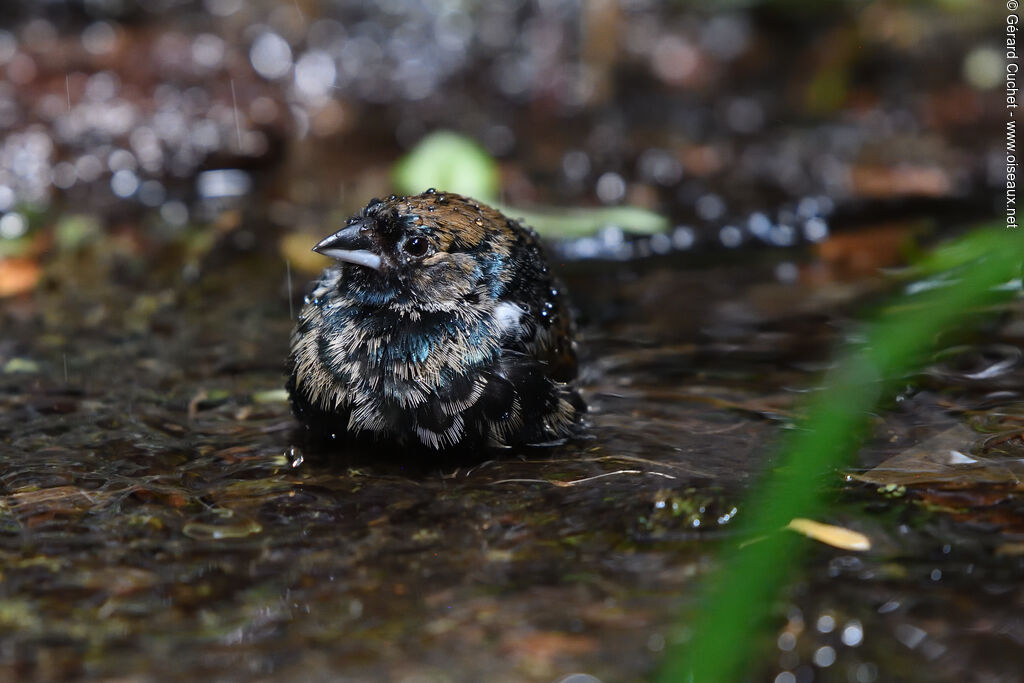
[
  {"x1": 3, "y1": 229, "x2": 1023, "y2": 681},
  {"x1": 0, "y1": 1, "x2": 1018, "y2": 681}
]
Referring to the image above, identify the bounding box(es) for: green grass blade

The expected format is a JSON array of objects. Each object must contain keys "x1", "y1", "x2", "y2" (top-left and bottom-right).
[{"x1": 658, "y1": 227, "x2": 1023, "y2": 683}]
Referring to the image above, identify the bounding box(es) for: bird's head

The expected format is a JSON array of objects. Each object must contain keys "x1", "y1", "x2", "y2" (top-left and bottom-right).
[{"x1": 313, "y1": 190, "x2": 518, "y2": 308}]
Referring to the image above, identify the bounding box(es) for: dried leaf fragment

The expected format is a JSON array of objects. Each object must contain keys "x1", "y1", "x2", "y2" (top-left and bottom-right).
[{"x1": 787, "y1": 517, "x2": 871, "y2": 551}]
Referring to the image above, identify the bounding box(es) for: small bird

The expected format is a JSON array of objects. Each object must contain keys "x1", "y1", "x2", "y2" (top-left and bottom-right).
[{"x1": 287, "y1": 190, "x2": 585, "y2": 452}]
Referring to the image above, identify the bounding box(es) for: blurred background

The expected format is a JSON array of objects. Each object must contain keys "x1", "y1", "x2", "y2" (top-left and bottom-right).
[
  {"x1": 1, "y1": 2, "x2": 1019, "y2": 683},
  {"x1": 0, "y1": 0, "x2": 1003, "y2": 288}
]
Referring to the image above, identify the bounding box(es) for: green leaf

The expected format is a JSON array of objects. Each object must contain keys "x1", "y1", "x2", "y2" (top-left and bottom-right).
[
  {"x1": 495, "y1": 203, "x2": 669, "y2": 238},
  {"x1": 392, "y1": 131, "x2": 669, "y2": 238},
  {"x1": 392, "y1": 131, "x2": 500, "y2": 203}
]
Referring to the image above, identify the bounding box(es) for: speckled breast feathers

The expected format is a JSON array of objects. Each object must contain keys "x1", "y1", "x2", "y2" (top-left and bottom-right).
[{"x1": 287, "y1": 190, "x2": 583, "y2": 451}]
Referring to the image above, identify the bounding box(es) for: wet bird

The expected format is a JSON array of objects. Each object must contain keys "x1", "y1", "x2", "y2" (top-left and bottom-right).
[{"x1": 287, "y1": 190, "x2": 585, "y2": 452}]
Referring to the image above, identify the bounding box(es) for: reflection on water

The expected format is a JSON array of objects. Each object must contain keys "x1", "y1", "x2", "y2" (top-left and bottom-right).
[
  {"x1": 3, "y1": 238, "x2": 1023, "y2": 680},
  {"x1": 0, "y1": 1, "x2": 1019, "y2": 681}
]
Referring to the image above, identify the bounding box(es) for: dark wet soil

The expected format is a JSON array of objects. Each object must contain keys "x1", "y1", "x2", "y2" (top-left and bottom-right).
[
  {"x1": 3, "y1": 230, "x2": 1023, "y2": 681},
  {"x1": 0, "y1": 2, "x2": 1019, "y2": 681}
]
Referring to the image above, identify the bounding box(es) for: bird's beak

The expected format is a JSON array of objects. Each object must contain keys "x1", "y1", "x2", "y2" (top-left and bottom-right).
[{"x1": 312, "y1": 221, "x2": 382, "y2": 270}]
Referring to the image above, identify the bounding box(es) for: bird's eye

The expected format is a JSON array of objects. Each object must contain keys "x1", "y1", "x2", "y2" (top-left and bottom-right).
[{"x1": 402, "y1": 236, "x2": 431, "y2": 258}]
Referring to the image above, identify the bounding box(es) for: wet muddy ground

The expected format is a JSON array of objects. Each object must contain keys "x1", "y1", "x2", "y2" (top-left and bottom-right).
[
  {"x1": 3, "y1": 229, "x2": 1023, "y2": 681},
  {"x1": 0, "y1": 1, "x2": 1020, "y2": 681}
]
